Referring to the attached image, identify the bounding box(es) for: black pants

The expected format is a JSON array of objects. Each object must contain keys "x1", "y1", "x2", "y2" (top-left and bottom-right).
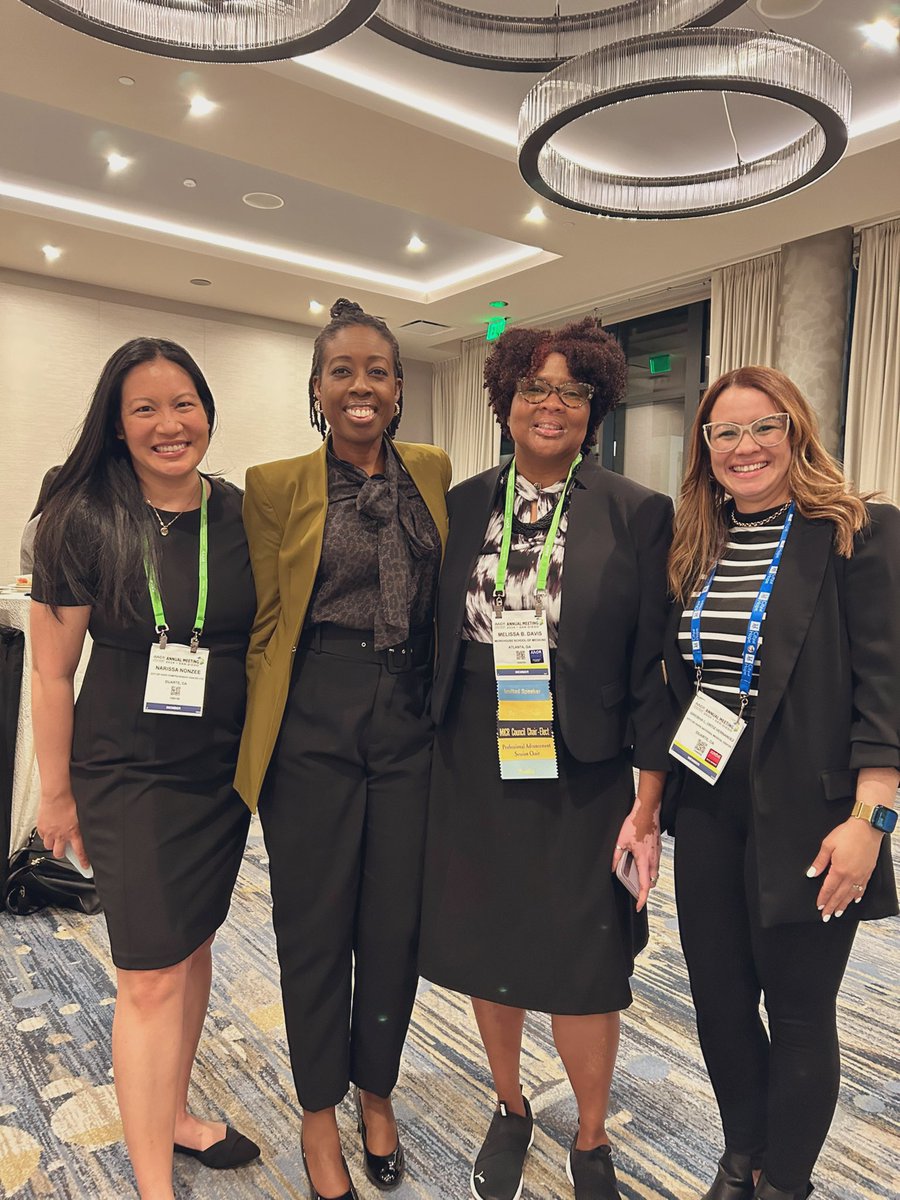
[
  {"x1": 259, "y1": 628, "x2": 433, "y2": 1112},
  {"x1": 674, "y1": 734, "x2": 857, "y2": 1192}
]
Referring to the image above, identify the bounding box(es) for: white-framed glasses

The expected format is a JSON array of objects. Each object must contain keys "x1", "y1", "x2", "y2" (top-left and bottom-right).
[
  {"x1": 703, "y1": 412, "x2": 791, "y2": 453},
  {"x1": 516, "y1": 376, "x2": 593, "y2": 409}
]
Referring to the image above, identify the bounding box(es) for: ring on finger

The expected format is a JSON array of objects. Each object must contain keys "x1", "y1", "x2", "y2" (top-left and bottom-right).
[{"x1": 850, "y1": 883, "x2": 865, "y2": 893}]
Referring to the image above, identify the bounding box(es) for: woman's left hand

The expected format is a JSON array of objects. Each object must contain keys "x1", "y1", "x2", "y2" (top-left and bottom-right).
[
  {"x1": 807, "y1": 818, "x2": 883, "y2": 919},
  {"x1": 612, "y1": 794, "x2": 662, "y2": 913}
]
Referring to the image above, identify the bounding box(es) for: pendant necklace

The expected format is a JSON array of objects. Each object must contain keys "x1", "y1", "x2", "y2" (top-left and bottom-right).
[{"x1": 146, "y1": 478, "x2": 201, "y2": 536}]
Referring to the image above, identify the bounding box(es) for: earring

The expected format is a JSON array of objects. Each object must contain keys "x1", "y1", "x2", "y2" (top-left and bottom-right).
[
  {"x1": 393, "y1": 402, "x2": 401, "y2": 416},
  {"x1": 313, "y1": 398, "x2": 322, "y2": 415}
]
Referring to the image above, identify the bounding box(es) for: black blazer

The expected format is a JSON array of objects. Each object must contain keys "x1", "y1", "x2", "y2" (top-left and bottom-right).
[
  {"x1": 663, "y1": 504, "x2": 900, "y2": 927},
  {"x1": 432, "y1": 457, "x2": 674, "y2": 770}
]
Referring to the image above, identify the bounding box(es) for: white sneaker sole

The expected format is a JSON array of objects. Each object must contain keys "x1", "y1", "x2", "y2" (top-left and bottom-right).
[
  {"x1": 470, "y1": 1126, "x2": 535, "y2": 1200},
  {"x1": 566, "y1": 1149, "x2": 574, "y2": 1186}
]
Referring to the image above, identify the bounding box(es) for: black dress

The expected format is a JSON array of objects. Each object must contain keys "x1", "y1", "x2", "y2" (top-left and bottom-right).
[{"x1": 32, "y1": 479, "x2": 254, "y2": 970}]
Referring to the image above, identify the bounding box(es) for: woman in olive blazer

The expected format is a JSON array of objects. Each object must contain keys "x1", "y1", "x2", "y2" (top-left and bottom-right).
[{"x1": 236, "y1": 300, "x2": 449, "y2": 1200}]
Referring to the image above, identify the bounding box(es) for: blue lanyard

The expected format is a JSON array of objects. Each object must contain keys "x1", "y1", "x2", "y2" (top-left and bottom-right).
[{"x1": 690, "y1": 503, "x2": 795, "y2": 714}]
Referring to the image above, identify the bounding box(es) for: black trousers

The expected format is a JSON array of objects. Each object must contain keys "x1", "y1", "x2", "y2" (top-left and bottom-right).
[
  {"x1": 258, "y1": 628, "x2": 433, "y2": 1113},
  {"x1": 674, "y1": 733, "x2": 857, "y2": 1192}
]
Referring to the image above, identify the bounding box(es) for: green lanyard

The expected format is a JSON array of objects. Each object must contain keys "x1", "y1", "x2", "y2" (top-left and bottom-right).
[
  {"x1": 493, "y1": 454, "x2": 582, "y2": 617},
  {"x1": 146, "y1": 481, "x2": 208, "y2": 652}
]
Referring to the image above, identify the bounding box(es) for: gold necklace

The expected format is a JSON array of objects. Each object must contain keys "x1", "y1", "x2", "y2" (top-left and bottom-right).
[{"x1": 145, "y1": 478, "x2": 201, "y2": 536}]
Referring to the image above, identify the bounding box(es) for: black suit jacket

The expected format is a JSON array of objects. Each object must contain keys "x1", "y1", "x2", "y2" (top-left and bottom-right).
[
  {"x1": 433, "y1": 457, "x2": 674, "y2": 770},
  {"x1": 663, "y1": 504, "x2": 900, "y2": 926}
]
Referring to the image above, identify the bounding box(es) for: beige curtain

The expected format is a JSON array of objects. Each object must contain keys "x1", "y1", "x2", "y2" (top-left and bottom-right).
[
  {"x1": 709, "y1": 252, "x2": 781, "y2": 381},
  {"x1": 432, "y1": 337, "x2": 499, "y2": 482},
  {"x1": 844, "y1": 219, "x2": 900, "y2": 502}
]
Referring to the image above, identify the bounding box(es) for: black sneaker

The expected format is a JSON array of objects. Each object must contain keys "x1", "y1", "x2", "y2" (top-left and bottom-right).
[
  {"x1": 470, "y1": 1097, "x2": 534, "y2": 1200},
  {"x1": 566, "y1": 1134, "x2": 621, "y2": 1200}
]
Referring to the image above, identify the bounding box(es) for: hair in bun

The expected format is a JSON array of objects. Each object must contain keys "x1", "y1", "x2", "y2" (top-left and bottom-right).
[{"x1": 309, "y1": 299, "x2": 404, "y2": 439}]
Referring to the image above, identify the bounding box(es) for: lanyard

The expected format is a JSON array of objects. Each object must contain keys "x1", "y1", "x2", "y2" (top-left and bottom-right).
[
  {"x1": 494, "y1": 454, "x2": 581, "y2": 617},
  {"x1": 146, "y1": 480, "x2": 208, "y2": 652},
  {"x1": 690, "y1": 502, "x2": 794, "y2": 715}
]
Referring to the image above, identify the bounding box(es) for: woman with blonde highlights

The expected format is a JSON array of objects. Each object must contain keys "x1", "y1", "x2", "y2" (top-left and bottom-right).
[{"x1": 664, "y1": 366, "x2": 899, "y2": 1200}]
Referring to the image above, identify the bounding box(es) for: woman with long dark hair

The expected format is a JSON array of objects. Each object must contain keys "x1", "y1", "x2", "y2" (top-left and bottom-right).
[
  {"x1": 31, "y1": 338, "x2": 259, "y2": 1199},
  {"x1": 235, "y1": 299, "x2": 450, "y2": 1200},
  {"x1": 665, "y1": 366, "x2": 898, "y2": 1200}
]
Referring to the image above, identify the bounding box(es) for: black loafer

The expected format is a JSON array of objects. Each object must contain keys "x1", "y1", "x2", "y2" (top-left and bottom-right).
[
  {"x1": 353, "y1": 1087, "x2": 405, "y2": 1191},
  {"x1": 471, "y1": 1096, "x2": 534, "y2": 1200},
  {"x1": 174, "y1": 1125, "x2": 260, "y2": 1169},
  {"x1": 301, "y1": 1142, "x2": 359, "y2": 1200},
  {"x1": 566, "y1": 1133, "x2": 621, "y2": 1200}
]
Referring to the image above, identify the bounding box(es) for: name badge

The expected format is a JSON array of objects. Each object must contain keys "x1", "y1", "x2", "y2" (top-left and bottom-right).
[
  {"x1": 492, "y1": 609, "x2": 557, "y2": 779},
  {"x1": 669, "y1": 689, "x2": 746, "y2": 785},
  {"x1": 143, "y1": 643, "x2": 209, "y2": 717}
]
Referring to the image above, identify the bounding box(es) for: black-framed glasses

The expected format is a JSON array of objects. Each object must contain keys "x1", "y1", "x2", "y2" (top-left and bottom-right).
[
  {"x1": 517, "y1": 377, "x2": 593, "y2": 409},
  {"x1": 702, "y1": 412, "x2": 791, "y2": 453}
]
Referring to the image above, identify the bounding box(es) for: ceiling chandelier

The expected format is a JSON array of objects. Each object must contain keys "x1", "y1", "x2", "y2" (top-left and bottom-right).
[
  {"x1": 518, "y1": 27, "x2": 851, "y2": 219},
  {"x1": 18, "y1": 0, "x2": 381, "y2": 62},
  {"x1": 367, "y1": 0, "x2": 746, "y2": 72}
]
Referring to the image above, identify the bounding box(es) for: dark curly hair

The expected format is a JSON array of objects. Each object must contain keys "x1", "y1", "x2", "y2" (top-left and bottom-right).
[
  {"x1": 309, "y1": 298, "x2": 403, "y2": 439},
  {"x1": 484, "y1": 316, "x2": 627, "y2": 451}
]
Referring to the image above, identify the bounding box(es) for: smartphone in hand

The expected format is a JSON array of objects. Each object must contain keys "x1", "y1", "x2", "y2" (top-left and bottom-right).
[
  {"x1": 64, "y1": 843, "x2": 94, "y2": 879},
  {"x1": 615, "y1": 850, "x2": 641, "y2": 900}
]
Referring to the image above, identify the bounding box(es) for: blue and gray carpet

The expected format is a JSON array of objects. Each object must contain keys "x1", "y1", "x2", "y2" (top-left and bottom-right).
[{"x1": 1, "y1": 824, "x2": 897, "y2": 1198}]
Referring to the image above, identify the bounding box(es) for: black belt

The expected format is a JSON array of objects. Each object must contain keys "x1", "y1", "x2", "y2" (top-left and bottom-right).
[{"x1": 301, "y1": 623, "x2": 433, "y2": 673}]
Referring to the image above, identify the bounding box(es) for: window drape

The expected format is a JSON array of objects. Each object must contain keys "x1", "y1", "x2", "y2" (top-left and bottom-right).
[
  {"x1": 709, "y1": 252, "x2": 781, "y2": 381},
  {"x1": 432, "y1": 337, "x2": 499, "y2": 483},
  {"x1": 844, "y1": 219, "x2": 900, "y2": 502}
]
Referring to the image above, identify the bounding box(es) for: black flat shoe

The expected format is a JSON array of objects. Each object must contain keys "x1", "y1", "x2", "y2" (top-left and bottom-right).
[
  {"x1": 173, "y1": 1125, "x2": 260, "y2": 1169},
  {"x1": 353, "y1": 1086, "x2": 405, "y2": 1191},
  {"x1": 301, "y1": 1142, "x2": 359, "y2": 1200},
  {"x1": 471, "y1": 1096, "x2": 534, "y2": 1200},
  {"x1": 701, "y1": 1149, "x2": 756, "y2": 1200},
  {"x1": 566, "y1": 1133, "x2": 621, "y2": 1200}
]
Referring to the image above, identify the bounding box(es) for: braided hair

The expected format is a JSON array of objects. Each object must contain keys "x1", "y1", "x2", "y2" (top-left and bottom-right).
[{"x1": 309, "y1": 298, "x2": 404, "y2": 439}]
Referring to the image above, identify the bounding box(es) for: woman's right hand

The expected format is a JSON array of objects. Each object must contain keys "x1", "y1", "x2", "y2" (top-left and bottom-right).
[{"x1": 37, "y1": 791, "x2": 89, "y2": 869}]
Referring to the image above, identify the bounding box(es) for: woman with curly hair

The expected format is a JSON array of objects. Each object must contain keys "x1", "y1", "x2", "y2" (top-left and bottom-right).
[
  {"x1": 665, "y1": 366, "x2": 898, "y2": 1200},
  {"x1": 235, "y1": 299, "x2": 451, "y2": 1200},
  {"x1": 419, "y1": 317, "x2": 673, "y2": 1200}
]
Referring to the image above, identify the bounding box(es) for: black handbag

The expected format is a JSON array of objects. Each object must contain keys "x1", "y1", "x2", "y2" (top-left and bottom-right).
[{"x1": 4, "y1": 828, "x2": 102, "y2": 916}]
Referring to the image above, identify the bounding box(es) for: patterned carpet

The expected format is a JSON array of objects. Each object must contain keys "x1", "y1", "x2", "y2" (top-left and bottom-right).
[{"x1": 1, "y1": 821, "x2": 897, "y2": 1199}]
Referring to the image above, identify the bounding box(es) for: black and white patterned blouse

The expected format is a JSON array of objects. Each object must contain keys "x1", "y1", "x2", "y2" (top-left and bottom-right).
[
  {"x1": 677, "y1": 502, "x2": 791, "y2": 716},
  {"x1": 463, "y1": 469, "x2": 581, "y2": 648}
]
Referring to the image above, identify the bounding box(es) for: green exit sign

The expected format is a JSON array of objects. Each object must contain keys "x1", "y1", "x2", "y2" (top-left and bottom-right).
[
  {"x1": 486, "y1": 317, "x2": 507, "y2": 341},
  {"x1": 649, "y1": 353, "x2": 671, "y2": 375}
]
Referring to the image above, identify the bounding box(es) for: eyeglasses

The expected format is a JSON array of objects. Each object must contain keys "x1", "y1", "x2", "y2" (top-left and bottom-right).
[
  {"x1": 702, "y1": 412, "x2": 791, "y2": 453},
  {"x1": 517, "y1": 377, "x2": 593, "y2": 409}
]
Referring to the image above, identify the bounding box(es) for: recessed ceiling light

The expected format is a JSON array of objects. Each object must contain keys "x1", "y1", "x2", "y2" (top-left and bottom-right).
[
  {"x1": 189, "y1": 95, "x2": 217, "y2": 118},
  {"x1": 243, "y1": 192, "x2": 284, "y2": 210},
  {"x1": 860, "y1": 19, "x2": 899, "y2": 51},
  {"x1": 42, "y1": 244, "x2": 62, "y2": 262},
  {"x1": 524, "y1": 205, "x2": 546, "y2": 223},
  {"x1": 190, "y1": 278, "x2": 212, "y2": 286},
  {"x1": 406, "y1": 234, "x2": 426, "y2": 253},
  {"x1": 309, "y1": 300, "x2": 325, "y2": 314},
  {"x1": 183, "y1": 178, "x2": 197, "y2": 189},
  {"x1": 106, "y1": 153, "x2": 131, "y2": 173},
  {"x1": 118, "y1": 76, "x2": 135, "y2": 86},
  {"x1": 489, "y1": 300, "x2": 508, "y2": 308}
]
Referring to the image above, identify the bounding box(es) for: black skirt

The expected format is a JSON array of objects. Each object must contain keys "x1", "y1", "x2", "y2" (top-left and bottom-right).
[{"x1": 419, "y1": 642, "x2": 648, "y2": 1015}]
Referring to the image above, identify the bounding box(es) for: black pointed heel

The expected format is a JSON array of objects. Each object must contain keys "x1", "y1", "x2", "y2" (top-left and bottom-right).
[
  {"x1": 300, "y1": 1142, "x2": 359, "y2": 1200},
  {"x1": 353, "y1": 1086, "x2": 405, "y2": 1191}
]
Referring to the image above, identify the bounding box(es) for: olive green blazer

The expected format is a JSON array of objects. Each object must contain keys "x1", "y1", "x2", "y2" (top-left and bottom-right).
[{"x1": 235, "y1": 439, "x2": 451, "y2": 811}]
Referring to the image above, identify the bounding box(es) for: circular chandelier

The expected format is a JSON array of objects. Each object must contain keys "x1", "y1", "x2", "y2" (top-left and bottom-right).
[
  {"x1": 518, "y1": 28, "x2": 851, "y2": 219},
  {"x1": 367, "y1": 0, "x2": 746, "y2": 72},
  {"x1": 18, "y1": 0, "x2": 381, "y2": 63}
]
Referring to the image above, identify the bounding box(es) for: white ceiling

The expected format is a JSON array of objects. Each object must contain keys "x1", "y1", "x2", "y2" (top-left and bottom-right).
[{"x1": 1, "y1": 0, "x2": 899, "y2": 360}]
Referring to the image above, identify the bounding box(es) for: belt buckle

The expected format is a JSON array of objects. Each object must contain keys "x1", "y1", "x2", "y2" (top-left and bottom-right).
[{"x1": 385, "y1": 643, "x2": 412, "y2": 674}]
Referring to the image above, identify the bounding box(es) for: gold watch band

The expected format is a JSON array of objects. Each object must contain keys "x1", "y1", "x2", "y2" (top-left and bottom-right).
[{"x1": 851, "y1": 800, "x2": 875, "y2": 823}]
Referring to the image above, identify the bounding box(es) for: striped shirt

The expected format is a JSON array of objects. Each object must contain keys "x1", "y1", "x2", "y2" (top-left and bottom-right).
[{"x1": 678, "y1": 504, "x2": 791, "y2": 716}]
